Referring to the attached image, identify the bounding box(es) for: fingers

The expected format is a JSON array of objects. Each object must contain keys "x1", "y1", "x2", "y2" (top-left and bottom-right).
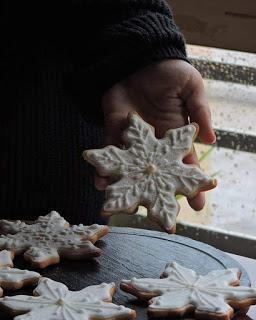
[
  {"x1": 183, "y1": 145, "x2": 199, "y2": 165},
  {"x1": 94, "y1": 110, "x2": 127, "y2": 190},
  {"x1": 183, "y1": 67, "x2": 216, "y2": 144},
  {"x1": 95, "y1": 84, "x2": 133, "y2": 190},
  {"x1": 183, "y1": 146, "x2": 205, "y2": 211},
  {"x1": 102, "y1": 84, "x2": 133, "y2": 146},
  {"x1": 103, "y1": 111, "x2": 128, "y2": 146},
  {"x1": 187, "y1": 192, "x2": 205, "y2": 211},
  {"x1": 94, "y1": 173, "x2": 109, "y2": 191}
]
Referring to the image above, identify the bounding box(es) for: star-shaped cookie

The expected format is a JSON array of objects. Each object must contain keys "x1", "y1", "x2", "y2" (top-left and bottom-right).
[
  {"x1": 121, "y1": 262, "x2": 256, "y2": 320},
  {"x1": 0, "y1": 277, "x2": 136, "y2": 320},
  {"x1": 0, "y1": 250, "x2": 40, "y2": 297},
  {"x1": 84, "y1": 112, "x2": 217, "y2": 233},
  {"x1": 0, "y1": 211, "x2": 109, "y2": 268}
]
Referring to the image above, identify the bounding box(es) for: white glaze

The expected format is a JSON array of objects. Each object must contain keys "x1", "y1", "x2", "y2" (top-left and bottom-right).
[
  {"x1": 122, "y1": 262, "x2": 256, "y2": 316},
  {"x1": 84, "y1": 113, "x2": 215, "y2": 231},
  {"x1": 0, "y1": 250, "x2": 13, "y2": 268},
  {"x1": 0, "y1": 267, "x2": 40, "y2": 283},
  {"x1": 0, "y1": 278, "x2": 134, "y2": 320},
  {"x1": 0, "y1": 250, "x2": 40, "y2": 295},
  {"x1": 0, "y1": 211, "x2": 107, "y2": 267}
]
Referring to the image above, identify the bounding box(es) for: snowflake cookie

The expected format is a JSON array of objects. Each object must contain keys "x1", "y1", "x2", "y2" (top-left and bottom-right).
[
  {"x1": 121, "y1": 261, "x2": 256, "y2": 320},
  {"x1": 84, "y1": 112, "x2": 217, "y2": 233},
  {"x1": 0, "y1": 277, "x2": 136, "y2": 320},
  {"x1": 0, "y1": 250, "x2": 40, "y2": 297},
  {"x1": 0, "y1": 211, "x2": 109, "y2": 268}
]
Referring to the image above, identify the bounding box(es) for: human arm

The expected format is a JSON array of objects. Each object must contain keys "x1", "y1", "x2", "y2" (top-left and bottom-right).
[{"x1": 71, "y1": 1, "x2": 215, "y2": 210}]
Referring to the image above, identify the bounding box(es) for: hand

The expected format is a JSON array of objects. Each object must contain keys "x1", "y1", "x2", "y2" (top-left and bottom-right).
[{"x1": 97, "y1": 59, "x2": 216, "y2": 211}]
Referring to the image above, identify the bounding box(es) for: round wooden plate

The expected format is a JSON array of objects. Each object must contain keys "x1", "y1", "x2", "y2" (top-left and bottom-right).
[{"x1": 0, "y1": 227, "x2": 251, "y2": 320}]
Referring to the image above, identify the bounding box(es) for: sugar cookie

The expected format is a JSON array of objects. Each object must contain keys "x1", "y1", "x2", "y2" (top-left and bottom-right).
[
  {"x1": 0, "y1": 277, "x2": 136, "y2": 320},
  {"x1": 121, "y1": 262, "x2": 256, "y2": 319},
  {"x1": 84, "y1": 112, "x2": 216, "y2": 233},
  {"x1": 0, "y1": 250, "x2": 40, "y2": 297},
  {"x1": 0, "y1": 211, "x2": 109, "y2": 268}
]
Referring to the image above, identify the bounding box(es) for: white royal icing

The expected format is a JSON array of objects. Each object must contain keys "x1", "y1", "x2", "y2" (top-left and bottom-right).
[
  {"x1": 122, "y1": 262, "x2": 256, "y2": 316},
  {"x1": 0, "y1": 267, "x2": 40, "y2": 283},
  {"x1": 0, "y1": 278, "x2": 135, "y2": 320},
  {"x1": 0, "y1": 250, "x2": 13, "y2": 268},
  {"x1": 0, "y1": 251, "x2": 40, "y2": 296},
  {"x1": 84, "y1": 113, "x2": 216, "y2": 232},
  {"x1": 0, "y1": 211, "x2": 108, "y2": 267}
]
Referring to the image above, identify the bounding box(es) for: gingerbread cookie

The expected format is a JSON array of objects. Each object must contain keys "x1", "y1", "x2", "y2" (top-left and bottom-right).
[
  {"x1": 121, "y1": 262, "x2": 256, "y2": 320},
  {"x1": 0, "y1": 277, "x2": 136, "y2": 320},
  {"x1": 0, "y1": 211, "x2": 109, "y2": 268},
  {"x1": 0, "y1": 250, "x2": 40, "y2": 297},
  {"x1": 84, "y1": 112, "x2": 216, "y2": 233}
]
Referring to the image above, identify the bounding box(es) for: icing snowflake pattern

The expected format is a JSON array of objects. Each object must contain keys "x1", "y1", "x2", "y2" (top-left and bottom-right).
[
  {"x1": 84, "y1": 112, "x2": 216, "y2": 232},
  {"x1": 0, "y1": 278, "x2": 136, "y2": 320},
  {"x1": 0, "y1": 211, "x2": 109, "y2": 268},
  {"x1": 0, "y1": 250, "x2": 40, "y2": 297},
  {"x1": 121, "y1": 262, "x2": 256, "y2": 319},
  {"x1": 0, "y1": 250, "x2": 14, "y2": 268}
]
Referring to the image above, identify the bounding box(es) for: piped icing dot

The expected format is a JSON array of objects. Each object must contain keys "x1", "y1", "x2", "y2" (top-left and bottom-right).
[
  {"x1": 145, "y1": 163, "x2": 158, "y2": 174},
  {"x1": 78, "y1": 309, "x2": 84, "y2": 314},
  {"x1": 101, "y1": 283, "x2": 107, "y2": 286},
  {"x1": 118, "y1": 306, "x2": 125, "y2": 310},
  {"x1": 56, "y1": 299, "x2": 65, "y2": 306},
  {"x1": 95, "y1": 308, "x2": 103, "y2": 313}
]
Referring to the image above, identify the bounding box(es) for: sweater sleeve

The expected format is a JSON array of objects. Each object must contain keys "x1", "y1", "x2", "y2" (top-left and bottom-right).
[{"x1": 69, "y1": 0, "x2": 188, "y2": 98}]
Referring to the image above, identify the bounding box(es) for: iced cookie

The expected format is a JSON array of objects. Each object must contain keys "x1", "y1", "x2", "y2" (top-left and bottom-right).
[
  {"x1": 0, "y1": 250, "x2": 40, "y2": 297},
  {"x1": 0, "y1": 211, "x2": 109, "y2": 268},
  {"x1": 0, "y1": 277, "x2": 136, "y2": 320},
  {"x1": 84, "y1": 112, "x2": 216, "y2": 233},
  {"x1": 0, "y1": 250, "x2": 14, "y2": 268},
  {"x1": 121, "y1": 262, "x2": 256, "y2": 320}
]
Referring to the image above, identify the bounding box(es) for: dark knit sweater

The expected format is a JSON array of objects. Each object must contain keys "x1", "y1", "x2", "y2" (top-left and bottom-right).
[{"x1": 1, "y1": 0, "x2": 187, "y2": 224}]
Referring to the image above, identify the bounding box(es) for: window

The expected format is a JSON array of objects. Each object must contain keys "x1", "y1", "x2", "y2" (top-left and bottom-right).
[
  {"x1": 110, "y1": 44, "x2": 256, "y2": 258},
  {"x1": 110, "y1": 0, "x2": 256, "y2": 258}
]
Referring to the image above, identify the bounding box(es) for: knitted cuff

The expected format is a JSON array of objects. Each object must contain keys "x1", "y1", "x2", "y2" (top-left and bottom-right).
[{"x1": 70, "y1": 10, "x2": 188, "y2": 124}]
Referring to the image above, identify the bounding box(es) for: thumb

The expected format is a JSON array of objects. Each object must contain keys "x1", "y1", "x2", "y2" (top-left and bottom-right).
[
  {"x1": 94, "y1": 83, "x2": 133, "y2": 190},
  {"x1": 183, "y1": 68, "x2": 216, "y2": 144},
  {"x1": 103, "y1": 111, "x2": 129, "y2": 147}
]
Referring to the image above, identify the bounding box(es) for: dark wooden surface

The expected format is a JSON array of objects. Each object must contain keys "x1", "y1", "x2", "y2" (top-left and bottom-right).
[{"x1": 0, "y1": 227, "x2": 252, "y2": 320}]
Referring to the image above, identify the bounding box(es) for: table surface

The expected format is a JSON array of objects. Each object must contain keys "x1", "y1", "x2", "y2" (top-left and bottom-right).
[{"x1": 0, "y1": 227, "x2": 255, "y2": 320}]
